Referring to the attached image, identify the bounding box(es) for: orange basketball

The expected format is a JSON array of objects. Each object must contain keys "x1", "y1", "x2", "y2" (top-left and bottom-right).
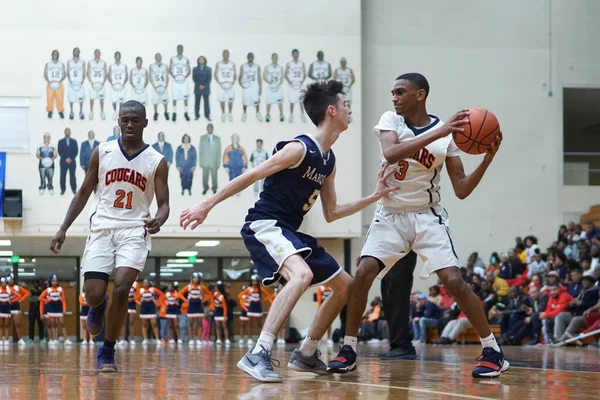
[{"x1": 453, "y1": 108, "x2": 500, "y2": 155}]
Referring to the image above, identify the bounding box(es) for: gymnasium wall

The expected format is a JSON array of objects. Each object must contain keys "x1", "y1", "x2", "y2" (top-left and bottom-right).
[
  {"x1": 0, "y1": 0, "x2": 362, "y2": 239},
  {"x1": 360, "y1": 0, "x2": 600, "y2": 294}
]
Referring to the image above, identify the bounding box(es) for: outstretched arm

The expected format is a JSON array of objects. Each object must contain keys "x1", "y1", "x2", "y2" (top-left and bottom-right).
[
  {"x1": 50, "y1": 148, "x2": 100, "y2": 254},
  {"x1": 180, "y1": 141, "x2": 304, "y2": 230},
  {"x1": 144, "y1": 159, "x2": 170, "y2": 234},
  {"x1": 446, "y1": 132, "x2": 502, "y2": 200},
  {"x1": 320, "y1": 165, "x2": 398, "y2": 223}
]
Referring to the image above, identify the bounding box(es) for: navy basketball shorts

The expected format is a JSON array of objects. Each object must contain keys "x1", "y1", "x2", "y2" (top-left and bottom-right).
[{"x1": 241, "y1": 219, "x2": 342, "y2": 287}]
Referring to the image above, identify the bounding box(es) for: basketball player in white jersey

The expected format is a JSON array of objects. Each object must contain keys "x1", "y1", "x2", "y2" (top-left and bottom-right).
[
  {"x1": 130, "y1": 57, "x2": 148, "y2": 106},
  {"x1": 215, "y1": 49, "x2": 236, "y2": 122},
  {"x1": 308, "y1": 51, "x2": 332, "y2": 82},
  {"x1": 328, "y1": 73, "x2": 508, "y2": 379},
  {"x1": 67, "y1": 47, "x2": 86, "y2": 120},
  {"x1": 50, "y1": 100, "x2": 169, "y2": 373},
  {"x1": 109, "y1": 51, "x2": 128, "y2": 121},
  {"x1": 285, "y1": 49, "x2": 307, "y2": 123},
  {"x1": 239, "y1": 52, "x2": 262, "y2": 122},
  {"x1": 333, "y1": 57, "x2": 355, "y2": 122},
  {"x1": 169, "y1": 44, "x2": 191, "y2": 122},
  {"x1": 87, "y1": 49, "x2": 107, "y2": 121},
  {"x1": 44, "y1": 49, "x2": 66, "y2": 119},
  {"x1": 263, "y1": 53, "x2": 284, "y2": 123},
  {"x1": 149, "y1": 53, "x2": 170, "y2": 121}
]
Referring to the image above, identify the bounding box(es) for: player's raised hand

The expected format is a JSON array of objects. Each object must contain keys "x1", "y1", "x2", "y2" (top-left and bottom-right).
[
  {"x1": 143, "y1": 218, "x2": 162, "y2": 234},
  {"x1": 50, "y1": 229, "x2": 66, "y2": 255},
  {"x1": 435, "y1": 109, "x2": 470, "y2": 139},
  {"x1": 180, "y1": 201, "x2": 210, "y2": 230},
  {"x1": 374, "y1": 163, "x2": 401, "y2": 199},
  {"x1": 483, "y1": 129, "x2": 503, "y2": 164}
]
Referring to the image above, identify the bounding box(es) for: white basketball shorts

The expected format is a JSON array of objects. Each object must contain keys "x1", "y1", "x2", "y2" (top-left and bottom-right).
[
  {"x1": 172, "y1": 81, "x2": 189, "y2": 101},
  {"x1": 89, "y1": 85, "x2": 105, "y2": 101},
  {"x1": 344, "y1": 87, "x2": 353, "y2": 103},
  {"x1": 151, "y1": 87, "x2": 168, "y2": 104},
  {"x1": 242, "y1": 86, "x2": 260, "y2": 107},
  {"x1": 217, "y1": 85, "x2": 235, "y2": 103},
  {"x1": 81, "y1": 226, "x2": 151, "y2": 276},
  {"x1": 110, "y1": 86, "x2": 126, "y2": 103},
  {"x1": 131, "y1": 87, "x2": 148, "y2": 105},
  {"x1": 288, "y1": 84, "x2": 302, "y2": 103},
  {"x1": 266, "y1": 86, "x2": 284, "y2": 105},
  {"x1": 68, "y1": 83, "x2": 85, "y2": 103},
  {"x1": 361, "y1": 203, "x2": 459, "y2": 280}
]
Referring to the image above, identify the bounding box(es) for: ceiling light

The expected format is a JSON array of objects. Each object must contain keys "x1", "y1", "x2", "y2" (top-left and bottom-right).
[
  {"x1": 195, "y1": 240, "x2": 220, "y2": 247},
  {"x1": 19, "y1": 273, "x2": 36, "y2": 277},
  {"x1": 166, "y1": 264, "x2": 193, "y2": 268},
  {"x1": 150, "y1": 273, "x2": 156, "y2": 276},
  {"x1": 160, "y1": 268, "x2": 183, "y2": 272},
  {"x1": 19, "y1": 258, "x2": 25, "y2": 263},
  {"x1": 161, "y1": 272, "x2": 174, "y2": 277},
  {"x1": 167, "y1": 259, "x2": 193, "y2": 264},
  {"x1": 0, "y1": 240, "x2": 11, "y2": 246},
  {"x1": 0, "y1": 251, "x2": 13, "y2": 256},
  {"x1": 176, "y1": 251, "x2": 197, "y2": 257},
  {"x1": 32, "y1": 259, "x2": 36, "y2": 263}
]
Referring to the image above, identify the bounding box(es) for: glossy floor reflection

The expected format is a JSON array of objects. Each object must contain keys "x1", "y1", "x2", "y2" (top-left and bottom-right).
[{"x1": 0, "y1": 342, "x2": 598, "y2": 399}]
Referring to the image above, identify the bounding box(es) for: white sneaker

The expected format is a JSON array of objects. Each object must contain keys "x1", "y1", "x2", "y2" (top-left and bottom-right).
[
  {"x1": 112, "y1": 111, "x2": 117, "y2": 120},
  {"x1": 89, "y1": 340, "x2": 95, "y2": 346},
  {"x1": 216, "y1": 339, "x2": 222, "y2": 345},
  {"x1": 89, "y1": 110, "x2": 94, "y2": 120},
  {"x1": 277, "y1": 338, "x2": 286, "y2": 345},
  {"x1": 256, "y1": 112, "x2": 263, "y2": 122},
  {"x1": 168, "y1": 339, "x2": 175, "y2": 344},
  {"x1": 190, "y1": 340, "x2": 196, "y2": 347},
  {"x1": 228, "y1": 113, "x2": 233, "y2": 122},
  {"x1": 177, "y1": 339, "x2": 183, "y2": 344},
  {"x1": 18, "y1": 338, "x2": 26, "y2": 346},
  {"x1": 225, "y1": 339, "x2": 231, "y2": 346},
  {"x1": 221, "y1": 113, "x2": 226, "y2": 122},
  {"x1": 142, "y1": 339, "x2": 149, "y2": 345},
  {"x1": 49, "y1": 340, "x2": 58, "y2": 347},
  {"x1": 156, "y1": 340, "x2": 162, "y2": 347},
  {"x1": 289, "y1": 113, "x2": 293, "y2": 123},
  {"x1": 241, "y1": 112, "x2": 247, "y2": 122},
  {"x1": 327, "y1": 339, "x2": 334, "y2": 345},
  {"x1": 300, "y1": 113, "x2": 307, "y2": 123},
  {"x1": 129, "y1": 340, "x2": 136, "y2": 345},
  {"x1": 64, "y1": 339, "x2": 73, "y2": 345},
  {"x1": 49, "y1": 189, "x2": 54, "y2": 196},
  {"x1": 100, "y1": 111, "x2": 106, "y2": 120},
  {"x1": 81, "y1": 340, "x2": 88, "y2": 345},
  {"x1": 247, "y1": 338, "x2": 254, "y2": 345},
  {"x1": 2, "y1": 339, "x2": 9, "y2": 346},
  {"x1": 238, "y1": 339, "x2": 244, "y2": 345},
  {"x1": 39, "y1": 189, "x2": 44, "y2": 195}
]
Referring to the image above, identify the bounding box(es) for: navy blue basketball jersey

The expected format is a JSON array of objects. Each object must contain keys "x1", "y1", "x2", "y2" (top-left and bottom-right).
[{"x1": 246, "y1": 134, "x2": 336, "y2": 230}]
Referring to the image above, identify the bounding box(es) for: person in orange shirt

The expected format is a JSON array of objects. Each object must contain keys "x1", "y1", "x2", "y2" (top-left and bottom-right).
[
  {"x1": 239, "y1": 275, "x2": 273, "y2": 345},
  {"x1": 238, "y1": 285, "x2": 250, "y2": 345},
  {"x1": 7, "y1": 274, "x2": 30, "y2": 346},
  {"x1": 179, "y1": 272, "x2": 212, "y2": 346},
  {"x1": 39, "y1": 274, "x2": 72, "y2": 346},
  {"x1": 1, "y1": 276, "x2": 22, "y2": 346},
  {"x1": 317, "y1": 284, "x2": 334, "y2": 345},
  {"x1": 136, "y1": 279, "x2": 165, "y2": 345},
  {"x1": 79, "y1": 289, "x2": 94, "y2": 345},
  {"x1": 121, "y1": 281, "x2": 140, "y2": 346},
  {"x1": 213, "y1": 281, "x2": 230, "y2": 345},
  {"x1": 165, "y1": 282, "x2": 185, "y2": 344}
]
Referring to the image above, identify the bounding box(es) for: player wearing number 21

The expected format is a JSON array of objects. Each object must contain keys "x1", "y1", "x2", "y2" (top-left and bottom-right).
[
  {"x1": 50, "y1": 100, "x2": 169, "y2": 373},
  {"x1": 180, "y1": 80, "x2": 398, "y2": 382}
]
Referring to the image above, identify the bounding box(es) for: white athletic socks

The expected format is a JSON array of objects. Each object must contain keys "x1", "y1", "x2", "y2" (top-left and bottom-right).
[
  {"x1": 299, "y1": 336, "x2": 319, "y2": 357},
  {"x1": 252, "y1": 331, "x2": 275, "y2": 354},
  {"x1": 480, "y1": 333, "x2": 501, "y2": 352},
  {"x1": 343, "y1": 336, "x2": 358, "y2": 352}
]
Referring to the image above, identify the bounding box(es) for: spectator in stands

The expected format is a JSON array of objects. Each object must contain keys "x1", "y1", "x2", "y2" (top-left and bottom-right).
[
  {"x1": 551, "y1": 251, "x2": 568, "y2": 282},
  {"x1": 556, "y1": 275, "x2": 599, "y2": 341},
  {"x1": 427, "y1": 285, "x2": 443, "y2": 306},
  {"x1": 459, "y1": 267, "x2": 470, "y2": 283},
  {"x1": 479, "y1": 280, "x2": 497, "y2": 313},
  {"x1": 538, "y1": 281, "x2": 573, "y2": 343},
  {"x1": 580, "y1": 292, "x2": 600, "y2": 346},
  {"x1": 360, "y1": 297, "x2": 382, "y2": 341},
  {"x1": 558, "y1": 225, "x2": 568, "y2": 242},
  {"x1": 467, "y1": 252, "x2": 486, "y2": 278},
  {"x1": 492, "y1": 286, "x2": 532, "y2": 337},
  {"x1": 582, "y1": 222, "x2": 599, "y2": 241},
  {"x1": 411, "y1": 294, "x2": 443, "y2": 343},
  {"x1": 515, "y1": 243, "x2": 527, "y2": 264},
  {"x1": 487, "y1": 252, "x2": 501, "y2": 275},
  {"x1": 567, "y1": 267, "x2": 583, "y2": 298},
  {"x1": 528, "y1": 249, "x2": 547, "y2": 279},
  {"x1": 486, "y1": 270, "x2": 509, "y2": 301},
  {"x1": 500, "y1": 249, "x2": 524, "y2": 280},
  {"x1": 505, "y1": 284, "x2": 548, "y2": 345},
  {"x1": 541, "y1": 271, "x2": 560, "y2": 294},
  {"x1": 524, "y1": 236, "x2": 539, "y2": 263},
  {"x1": 432, "y1": 299, "x2": 484, "y2": 345},
  {"x1": 581, "y1": 255, "x2": 593, "y2": 276}
]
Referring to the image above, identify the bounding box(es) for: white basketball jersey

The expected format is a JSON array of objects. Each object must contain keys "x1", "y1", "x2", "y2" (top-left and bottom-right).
[
  {"x1": 265, "y1": 64, "x2": 283, "y2": 86},
  {"x1": 251, "y1": 149, "x2": 268, "y2": 166},
  {"x1": 286, "y1": 60, "x2": 305, "y2": 83},
  {"x1": 131, "y1": 67, "x2": 147, "y2": 88},
  {"x1": 46, "y1": 61, "x2": 64, "y2": 82},
  {"x1": 110, "y1": 63, "x2": 127, "y2": 86},
  {"x1": 171, "y1": 56, "x2": 189, "y2": 82},
  {"x1": 68, "y1": 59, "x2": 84, "y2": 83},
  {"x1": 89, "y1": 60, "x2": 105, "y2": 84},
  {"x1": 311, "y1": 60, "x2": 330, "y2": 79},
  {"x1": 241, "y1": 63, "x2": 259, "y2": 88},
  {"x1": 150, "y1": 63, "x2": 167, "y2": 86},
  {"x1": 217, "y1": 61, "x2": 235, "y2": 84},
  {"x1": 373, "y1": 111, "x2": 461, "y2": 208},
  {"x1": 88, "y1": 140, "x2": 164, "y2": 231},
  {"x1": 335, "y1": 67, "x2": 352, "y2": 88}
]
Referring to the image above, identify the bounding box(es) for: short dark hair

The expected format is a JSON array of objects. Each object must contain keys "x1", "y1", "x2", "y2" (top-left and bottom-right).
[
  {"x1": 547, "y1": 281, "x2": 560, "y2": 288},
  {"x1": 256, "y1": 139, "x2": 263, "y2": 144},
  {"x1": 292, "y1": 49, "x2": 299, "y2": 54},
  {"x1": 181, "y1": 133, "x2": 191, "y2": 143},
  {"x1": 302, "y1": 80, "x2": 345, "y2": 126},
  {"x1": 120, "y1": 100, "x2": 146, "y2": 118},
  {"x1": 396, "y1": 73, "x2": 430, "y2": 98},
  {"x1": 136, "y1": 57, "x2": 142, "y2": 63}
]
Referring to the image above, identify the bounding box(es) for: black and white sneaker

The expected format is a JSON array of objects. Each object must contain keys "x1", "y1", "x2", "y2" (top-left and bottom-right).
[
  {"x1": 327, "y1": 344, "x2": 357, "y2": 373},
  {"x1": 287, "y1": 348, "x2": 328, "y2": 375},
  {"x1": 237, "y1": 346, "x2": 283, "y2": 382}
]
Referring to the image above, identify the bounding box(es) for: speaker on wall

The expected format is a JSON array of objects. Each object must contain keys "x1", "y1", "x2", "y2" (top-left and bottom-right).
[{"x1": 3, "y1": 189, "x2": 22, "y2": 218}]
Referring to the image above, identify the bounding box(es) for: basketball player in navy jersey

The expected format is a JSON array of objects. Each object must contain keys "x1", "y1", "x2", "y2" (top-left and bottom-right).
[
  {"x1": 50, "y1": 100, "x2": 170, "y2": 373},
  {"x1": 181, "y1": 80, "x2": 398, "y2": 382}
]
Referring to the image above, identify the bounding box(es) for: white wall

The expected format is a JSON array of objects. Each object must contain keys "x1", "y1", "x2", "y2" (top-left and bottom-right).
[
  {"x1": 361, "y1": 0, "x2": 600, "y2": 293},
  {"x1": 0, "y1": 0, "x2": 362, "y2": 239}
]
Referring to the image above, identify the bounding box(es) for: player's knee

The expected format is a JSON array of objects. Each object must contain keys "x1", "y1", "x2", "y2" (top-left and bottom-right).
[
  {"x1": 113, "y1": 281, "x2": 131, "y2": 300},
  {"x1": 441, "y1": 272, "x2": 467, "y2": 298},
  {"x1": 355, "y1": 260, "x2": 379, "y2": 286},
  {"x1": 85, "y1": 288, "x2": 106, "y2": 308}
]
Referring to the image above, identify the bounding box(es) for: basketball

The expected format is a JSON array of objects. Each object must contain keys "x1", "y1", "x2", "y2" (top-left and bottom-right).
[{"x1": 453, "y1": 108, "x2": 500, "y2": 155}]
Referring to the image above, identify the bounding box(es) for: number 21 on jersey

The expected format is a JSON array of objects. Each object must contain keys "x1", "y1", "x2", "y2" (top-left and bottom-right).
[{"x1": 114, "y1": 189, "x2": 133, "y2": 209}]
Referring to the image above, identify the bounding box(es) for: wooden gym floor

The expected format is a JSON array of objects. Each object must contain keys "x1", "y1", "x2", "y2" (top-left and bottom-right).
[{"x1": 1, "y1": 342, "x2": 598, "y2": 399}]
